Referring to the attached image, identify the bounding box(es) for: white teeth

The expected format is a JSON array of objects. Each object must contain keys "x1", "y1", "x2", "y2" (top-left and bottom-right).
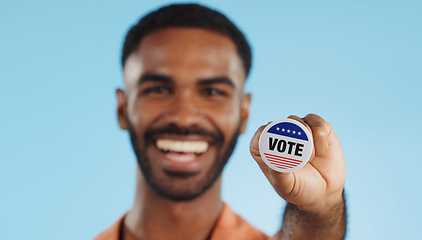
[{"x1": 156, "y1": 139, "x2": 209, "y2": 154}]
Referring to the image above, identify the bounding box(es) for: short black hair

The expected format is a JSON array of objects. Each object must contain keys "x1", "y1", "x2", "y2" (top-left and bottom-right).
[{"x1": 122, "y1": 3, "x2": 252, "y2": 78}]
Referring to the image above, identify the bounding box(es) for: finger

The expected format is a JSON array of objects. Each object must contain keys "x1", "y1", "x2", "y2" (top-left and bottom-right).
[
  {"x1": 303, "y1": 114, "x2": 331, "y2": 157},
  {"x1": 287, "y1": 115, "x2": 312, "y2": 133},
  {"x1": 250, "y1": 124, "x2": 294, "y2": 195},
  {"x1": 249, "y1": 124, "x2": 268, "y2": 167},
  {"x1": 250, "y1": 124, "x2": 289, "y2": 175},
  {"x1": 249, "y1": 121, "x2": 272, "y2": 157},
  {"x1": 287, "y1": 115, "x2": 316, "y2": 162}
]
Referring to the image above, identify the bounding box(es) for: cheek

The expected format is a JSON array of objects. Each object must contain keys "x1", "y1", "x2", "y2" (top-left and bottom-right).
[
  {"x1": 207, "y1": 102, "x2": 242, "y2": 137},
  {"x1": 127, "y1": 98, "x2": 161, "y2": 134}
]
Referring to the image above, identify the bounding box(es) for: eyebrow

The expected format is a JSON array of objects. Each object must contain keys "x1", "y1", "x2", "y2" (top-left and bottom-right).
[
  {"x1": 137, "y1": 73, "x2": 174, "y2": 85},
  {"x1": 137, "y1": 74, "x2": 235, "y2": 89},
  {"x1": 197, "y1": 76, "x2": 235, "y2": 89}
]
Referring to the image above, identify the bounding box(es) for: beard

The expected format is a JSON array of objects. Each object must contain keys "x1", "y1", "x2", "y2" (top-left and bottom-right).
[{"x1": 127, "y1": 120, "x2": 241, "y2": 201}]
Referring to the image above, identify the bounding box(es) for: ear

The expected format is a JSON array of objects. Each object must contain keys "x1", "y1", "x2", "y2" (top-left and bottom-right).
[
  {"x1": 116, "y1": 88, "x2": 128, "y2": 130},
  {"x1": 240, "y1": 93, "x2": 252, "y2": 134}
]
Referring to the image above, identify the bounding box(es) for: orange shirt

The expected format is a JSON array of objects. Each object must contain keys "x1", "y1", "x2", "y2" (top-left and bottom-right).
[{"x1": 94, "y1": 204, "x2": 271, "y2": 240}]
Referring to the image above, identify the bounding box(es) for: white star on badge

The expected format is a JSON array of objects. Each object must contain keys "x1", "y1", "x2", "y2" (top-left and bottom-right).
[
  {"x1": 287, "y1": 129, "x2": 291, "y2": 133},
  {"x1": 293, "y1": 131, "x2": 296, "y2": 134},
  {"x1": 282, "y1": 128, "x2": 285, "y2": 132},
  {"x1": 298, "y1": 132, "x2": 302, "y2": 135},
  {"x1": 276, "y1": 127, "x2": 280, "y2": 131}
]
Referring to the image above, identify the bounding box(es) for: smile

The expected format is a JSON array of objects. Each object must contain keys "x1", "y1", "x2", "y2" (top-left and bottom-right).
[{"x1": 156, "y1": 139, "x2": 209, "y2": 162}]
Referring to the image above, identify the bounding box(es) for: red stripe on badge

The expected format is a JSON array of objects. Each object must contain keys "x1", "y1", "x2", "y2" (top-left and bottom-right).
[
  {"x1": 264, "y1": 153, "x2": 302, "y2": 163},
  {"x1": 264, "y1": 153, "x2": 303, "y2": 169},
  {"x1": 266, "y1": 157, "x2": 300, "y2": 166},
  {"x1": 268, "y1": 161, "x2": 296, "y2": 169},
  {"x1": 267, "y1": 158, "x2": 297, "y2": 167}
]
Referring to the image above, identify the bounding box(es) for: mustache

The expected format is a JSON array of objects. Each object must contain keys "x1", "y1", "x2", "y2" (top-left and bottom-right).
[{"x1": 144, "y1": 124, "x2": 223, "y2": 143}]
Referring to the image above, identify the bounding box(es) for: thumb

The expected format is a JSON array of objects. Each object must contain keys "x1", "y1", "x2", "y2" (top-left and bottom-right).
[
  {"x1": 250, "y1": 123, "x2": 295, "y2": 200},
  {"x1": 250, "y1": 124, "x2": 271, "y2": 172}
]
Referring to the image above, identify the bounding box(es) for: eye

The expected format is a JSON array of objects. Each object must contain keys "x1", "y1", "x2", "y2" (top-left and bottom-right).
[
  {"x1": 201, "y1": 88, "x2": 227, "y2": 97},
  {"x1": 141, "y1": 86, "x2": 171, "y2": 95}
]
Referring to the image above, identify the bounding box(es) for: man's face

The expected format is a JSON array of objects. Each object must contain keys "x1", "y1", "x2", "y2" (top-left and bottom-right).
[{"x1": 117, "y1": 28, "x2": 251, "y2": 201}]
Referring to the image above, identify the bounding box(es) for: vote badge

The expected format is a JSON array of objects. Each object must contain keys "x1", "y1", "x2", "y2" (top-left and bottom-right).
[{"x1": 259, "y1": 119, "x2": 313, "y2": 173}]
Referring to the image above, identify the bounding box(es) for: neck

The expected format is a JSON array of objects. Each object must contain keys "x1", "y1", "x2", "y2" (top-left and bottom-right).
[{"x1": 124, "y1": 168, "x2": 224, "y2": 240}]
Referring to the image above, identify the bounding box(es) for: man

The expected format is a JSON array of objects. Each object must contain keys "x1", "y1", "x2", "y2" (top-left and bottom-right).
[{"x1": 95, "y1": 3, "x2": 346, "y2": 240}]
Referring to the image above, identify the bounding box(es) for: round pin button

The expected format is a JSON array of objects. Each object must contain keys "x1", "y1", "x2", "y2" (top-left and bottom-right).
[{"x1": 259, "y1": 119, "x2": 313, "y2": 173}]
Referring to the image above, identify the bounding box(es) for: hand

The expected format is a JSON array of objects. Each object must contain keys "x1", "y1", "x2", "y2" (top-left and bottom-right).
[{"x1": 250, "y1": 114, "x2": 345, "y2": 214}]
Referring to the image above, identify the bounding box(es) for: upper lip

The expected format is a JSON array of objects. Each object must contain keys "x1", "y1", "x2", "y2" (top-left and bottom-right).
[{"x1": 152, "y1": 134, "x2": 215, "y2": 144}]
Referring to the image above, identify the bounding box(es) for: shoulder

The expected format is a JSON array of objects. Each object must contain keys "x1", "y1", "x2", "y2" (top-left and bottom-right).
[
  {"x1": 210, "y1": 204, "x2": 270, "y2": 240},
  {"x1": 93, "y1": 215, "x2": 124, "y2": 240}
]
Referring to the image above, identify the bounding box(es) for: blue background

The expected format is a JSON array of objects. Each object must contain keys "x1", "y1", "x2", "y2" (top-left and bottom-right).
[{"x1": 1, "y1": 1, "x2": 421, "y2": 239}]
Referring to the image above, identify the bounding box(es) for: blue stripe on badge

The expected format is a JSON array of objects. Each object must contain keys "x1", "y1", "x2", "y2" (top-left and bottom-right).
[{"x1": 267, "y1": 122, "x2": 309, "y2": 141}]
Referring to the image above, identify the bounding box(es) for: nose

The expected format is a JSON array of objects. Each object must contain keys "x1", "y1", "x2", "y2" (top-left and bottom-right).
[{"x1": 164, "y1": 93, "x2": 202, "y2": 128}]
